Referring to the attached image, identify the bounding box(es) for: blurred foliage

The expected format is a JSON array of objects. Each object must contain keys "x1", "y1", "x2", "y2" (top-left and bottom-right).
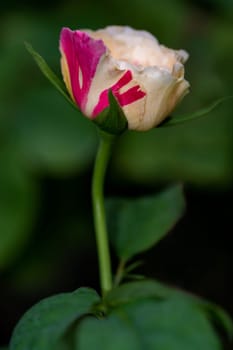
[{"x1": 0, "y1": 0, "x2": 233, "y2": 346}]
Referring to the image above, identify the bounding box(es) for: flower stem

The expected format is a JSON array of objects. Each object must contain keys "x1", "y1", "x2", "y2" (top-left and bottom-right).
[
  {"x1": 114, "y1": 259, "x2": 126, "y2": 287},
  {"x1": 92, "y1": 131, "x2": 115, "y2": 296}
]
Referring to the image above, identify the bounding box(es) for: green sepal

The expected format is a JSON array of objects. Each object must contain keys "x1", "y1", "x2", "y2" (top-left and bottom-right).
[
  {"x1": 25, "y1": 43, "x2": 126, "y2": 135},
  {"x1": 24, "y1": 42, "x2": 76, "y2": 109},
  {"x1": 93, "y1": 90, "x2": 128, "y2": 135},
  {"x1": 160, "y1": 95, "x2": 233, "y2": 127}
]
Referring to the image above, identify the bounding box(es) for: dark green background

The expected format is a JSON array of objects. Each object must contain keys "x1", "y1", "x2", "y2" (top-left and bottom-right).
[{"x1": 0, "y1": 0, "x2": 232, "y2": 346}]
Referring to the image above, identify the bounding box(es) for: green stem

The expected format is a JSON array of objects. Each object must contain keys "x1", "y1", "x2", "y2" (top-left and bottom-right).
[
  {"x1": 114, "y1": 259, "x2": 126, "y2": 287},
  {"x1": 92, "y1": 131, "x2": 115, "y2": 296}
]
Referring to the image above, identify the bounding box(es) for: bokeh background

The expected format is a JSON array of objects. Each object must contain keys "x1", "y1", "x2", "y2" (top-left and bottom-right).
[{"x1": 0, "y1": 0, "x2": 233, "y2": 347}]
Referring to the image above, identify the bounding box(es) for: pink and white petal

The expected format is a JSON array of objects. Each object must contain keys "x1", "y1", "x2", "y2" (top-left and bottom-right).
[
  {"x1": 111, "y1": 70, "x2": 146, "y2": 107},
  {"x1": 84, "y1": 56, "x2": 128, "y2": 117},
  {"x1": 60, "y1": 28, "x2": 146, "y2": 118},
  {"x1": 90, "y1": 60, "x2": 146, "y2": 117},
  {"x1": 59, "y1": 27, "x2": 107, "y2": 113},
  {"x1": 122, "y1": 67, "x2": 189, "y2": 131}
]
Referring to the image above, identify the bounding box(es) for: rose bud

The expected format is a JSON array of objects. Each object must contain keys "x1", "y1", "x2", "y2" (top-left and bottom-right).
[{"x1": 60, "y1": 26, "x2": 189, "y2": 132}]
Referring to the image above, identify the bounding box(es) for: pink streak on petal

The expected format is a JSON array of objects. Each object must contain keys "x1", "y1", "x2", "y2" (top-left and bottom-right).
[
  {"x1": 93, "y1": 70, "x2": 146, "y2": 116},
  {"x1": 60, "y1": 27, "x2": 106, "y2": 112},
  {"x1": 111, "y1": 70, "x2": 132, "y2": 92},
  {"x1": 111, "y1": 71, "x2": 146, "y2": 105},
  {"x1": 114, "y1": 85, "x2": 146, "y2": 106},
  {"x1": 93, "y1": 89, "x2": 109, "y2": 116}
]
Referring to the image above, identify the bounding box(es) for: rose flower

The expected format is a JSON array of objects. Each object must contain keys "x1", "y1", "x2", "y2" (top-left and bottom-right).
[{"x1": 60, "y1": 26, "x2": 189, "y2": 131}]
